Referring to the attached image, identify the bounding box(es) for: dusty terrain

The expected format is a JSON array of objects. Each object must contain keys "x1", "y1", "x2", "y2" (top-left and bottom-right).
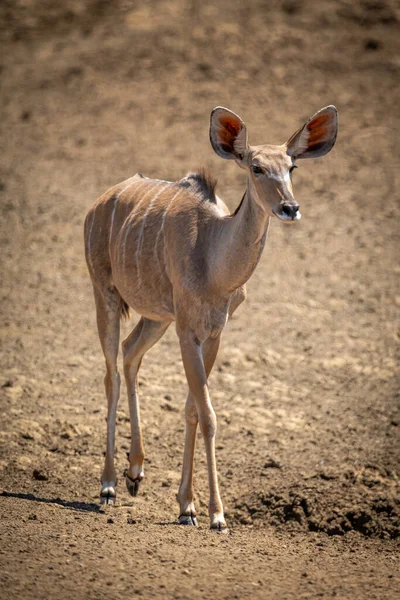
[{"x1": 0, "y1": 1, "x2": 399, "y2": 598}]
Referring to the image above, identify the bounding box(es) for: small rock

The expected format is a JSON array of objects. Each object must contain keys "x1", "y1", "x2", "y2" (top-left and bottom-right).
[
  {"x1": 282, "y1": 0, "x2": 302, "y2": 15},
  {"x1": 18, "y1": 420, "x2": 44, "y2": 442},
  {"x1": 161, "y1": 402, "x2": 178, "y2": 412},
  {"x1": 33, "y1": 469, "x2": 48, "y2": 481},
  {"x1": 60, "y1": 423, "x2": 80, "y2": 439},
  {"x1": 319, "y1": 470, "x2": 337, "y2": 481},
  {"x1": 16, "y1": 456, "x2": 32, "y2": 469},
  {"x1": 4, "y1": 384, "x2": 24, "y2": 399},
  {"x1": 127, "y1": 516, "x2": 136, "y2": 524},
  {"x1": 364, "y1": 39, "x2": 380, "y2": 51},
  {"x1": 67, "y1": 356, "x2": 84, "y2": 367},
  {"x1": 263, "y1": 458, "x2": 281, "y2": 469},
  {"x1": 1, "y1": 379, "x2": 14, "y2": 388}
]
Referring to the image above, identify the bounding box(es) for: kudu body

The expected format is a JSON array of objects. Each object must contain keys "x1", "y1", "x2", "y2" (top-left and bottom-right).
[{"x1": 84, "y1": 106, "x2": 338, "y2": 529}]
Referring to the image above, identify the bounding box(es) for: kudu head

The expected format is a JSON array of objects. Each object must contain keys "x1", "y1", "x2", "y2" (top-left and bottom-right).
[{"x1": 210, "y1": 105, "x2": 338, "y2": 222}]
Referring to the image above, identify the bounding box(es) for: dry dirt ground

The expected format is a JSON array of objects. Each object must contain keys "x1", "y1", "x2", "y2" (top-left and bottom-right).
[{"x1": 0, "y1": 1, "x2": 399, "y2": 599}]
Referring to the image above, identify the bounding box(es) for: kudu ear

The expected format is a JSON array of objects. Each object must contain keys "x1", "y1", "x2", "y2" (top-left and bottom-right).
[
  {"x1": 286, "y1": 106, "x2": 338, "y2": 159},
  {"x1": 210, "y1": 107, "x2": 248, "y2": 160}
]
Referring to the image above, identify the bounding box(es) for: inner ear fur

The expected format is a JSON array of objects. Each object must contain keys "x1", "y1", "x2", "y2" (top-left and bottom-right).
[
  {"x1": 286, "y1": 106, "x2": 338, "y2": 159},
  {"x1": 210, "y1": 107, "x2": 248, "y2": 160}
]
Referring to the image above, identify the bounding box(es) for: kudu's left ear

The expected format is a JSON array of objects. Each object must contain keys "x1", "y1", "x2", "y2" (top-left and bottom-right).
[
  {"x1": 210, "y1": 107, "x2": 248, "y2": 160},
  {"x1": 286, "y1": 106, "x2": 338, "y2": 159}
]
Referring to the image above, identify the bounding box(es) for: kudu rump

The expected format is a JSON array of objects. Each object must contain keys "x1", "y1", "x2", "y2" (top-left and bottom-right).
[{"x1": 84, "y1": 106, "x2": 338, "y2": 530}]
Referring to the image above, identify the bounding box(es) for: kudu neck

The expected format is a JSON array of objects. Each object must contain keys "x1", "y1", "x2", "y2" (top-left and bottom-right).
[{"x1": 210, "y1": 178, "x2": 271, "y2": 292}]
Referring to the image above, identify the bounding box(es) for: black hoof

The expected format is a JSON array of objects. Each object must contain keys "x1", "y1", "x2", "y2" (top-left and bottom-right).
[
  {"x1": 100, "y1": 493, "x2": 116, "y2": 505},
  {"x1": 210, "y1": 521, "x2": 228, "y2": 533},
  {"x1": 178, "y1": 514, "x2": 198, "y2": 526},
  {"x1": 125, "y1": 471, "x2": 142, "y2": 497}
]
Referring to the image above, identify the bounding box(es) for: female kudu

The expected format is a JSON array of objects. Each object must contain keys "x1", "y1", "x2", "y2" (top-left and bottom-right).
[{"x1": 84, "y1": 105, "x2": 338, "y2": 530}]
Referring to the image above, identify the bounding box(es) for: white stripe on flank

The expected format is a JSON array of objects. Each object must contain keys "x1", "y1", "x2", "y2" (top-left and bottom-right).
[
  {"x1": 120, "y1": 181, "x2": 165, "y2": 283},
  {"x1": 141, "y1": 176, "x2": 172, "y2": 184},
  {"x1": 87, "y1": 209, "x2": 96, "y2": 274},
  {"x1": 112, "y1": 178, "x2": 148, "y2": 266},
  {"x1": 108, "y1": 175, "x2": 142, "y2": 259},
  {"x1": 118, "y1": 176, "x2": 144, "y2": 199},
  {"x1": 153, "y1": 188, "x2": 183, "y2": 269},
  {"x1": 108, "y1": 195, "x2": 118, "y2": 255},
  {"x1": 135, "y1": 183, "x2": 169, "y2": 286}
]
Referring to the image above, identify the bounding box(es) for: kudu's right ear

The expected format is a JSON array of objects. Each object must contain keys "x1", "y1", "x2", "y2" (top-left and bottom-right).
[{"x1": 210, "y1": 107, "x2": 248, "y2": 160}]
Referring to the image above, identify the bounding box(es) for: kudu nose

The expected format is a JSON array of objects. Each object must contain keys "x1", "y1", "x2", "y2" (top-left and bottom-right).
[{"x1": 282, "y1": 204, "x2": 300, "y2": 219}]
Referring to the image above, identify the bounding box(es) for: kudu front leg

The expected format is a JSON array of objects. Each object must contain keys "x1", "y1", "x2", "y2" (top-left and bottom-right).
[
  {"x1": 177, "y1": 392, "x2": 198, "y2": 526},
  {"x1": 177, "y1": 335, "x2": 221, "y2": 527},
  {"x1": 178, "y1": 332, "x2": 226, "y2": 531}
]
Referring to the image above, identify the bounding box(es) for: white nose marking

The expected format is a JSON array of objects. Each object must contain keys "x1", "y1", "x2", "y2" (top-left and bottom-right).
[{"x1": 268, "y1": 170, "x2": 290, "y2": 183}]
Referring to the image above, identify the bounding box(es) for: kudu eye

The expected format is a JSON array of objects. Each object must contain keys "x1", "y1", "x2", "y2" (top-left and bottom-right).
[
  {"x1": 251, "y1": 164, "x2": 264, "y2": 175},
  {"x1": 289, "y1": 165, "x2": 297, "y2": 175}
]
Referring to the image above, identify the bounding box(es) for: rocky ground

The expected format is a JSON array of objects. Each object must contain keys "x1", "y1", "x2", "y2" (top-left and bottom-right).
[{"x1": 0, "y1": 1, "x2": 399, "y2": 598}]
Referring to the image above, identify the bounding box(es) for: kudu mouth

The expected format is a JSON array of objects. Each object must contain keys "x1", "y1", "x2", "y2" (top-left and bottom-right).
[{"x1": 273, "y1": 204, "x2": 301, "y2": 222}]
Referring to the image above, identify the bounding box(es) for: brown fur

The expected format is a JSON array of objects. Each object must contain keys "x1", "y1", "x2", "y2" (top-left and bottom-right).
[
  {"x1": 84, "y1": 105, "x2": 338, "y2": 530},
  {"x1": 120, "y1": 298, "x2": 130, "y2": 320},
  {"x1": 179, "y1": 168, "x2": 217, "y2": 203}
]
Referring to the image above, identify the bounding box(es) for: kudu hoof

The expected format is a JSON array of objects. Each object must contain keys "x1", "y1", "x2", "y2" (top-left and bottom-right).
[
  {"x1": 178, "y1": 513, "x2": 198, "y2": 527},
  {"x1": 100, "y1": 484, "x2": 116, "y2": 505},
  {"x1": 210, "y1": 520, "x2": 228, "y2": 533},
  {"x1": 125, "y1": 471, "x2": 142, "y2": 497}
]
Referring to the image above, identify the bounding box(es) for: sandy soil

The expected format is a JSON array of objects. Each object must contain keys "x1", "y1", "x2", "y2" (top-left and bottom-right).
[{"x1": 0, "y1": 1, "x2": 399, "y2": 598}]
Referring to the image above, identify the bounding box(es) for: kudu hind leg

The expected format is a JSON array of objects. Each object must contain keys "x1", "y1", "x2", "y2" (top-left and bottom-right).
[
  {"x1": 94, "y1": 287, "x2": 122, "y2": 505},
  {"x1": 177, "y1": 334, "x2": 221, "y2": 526},
  {"x1": 122, "y1": 317, "x2": 170, "y2": 497}
]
